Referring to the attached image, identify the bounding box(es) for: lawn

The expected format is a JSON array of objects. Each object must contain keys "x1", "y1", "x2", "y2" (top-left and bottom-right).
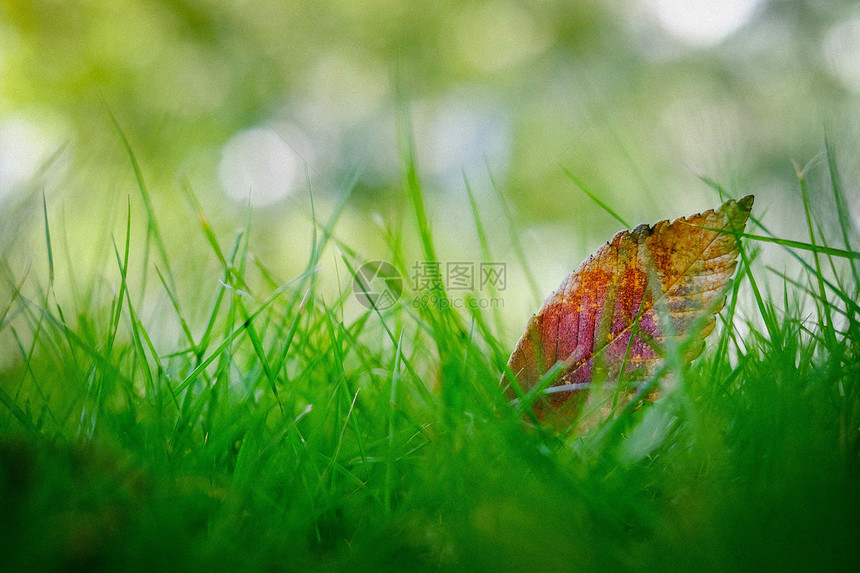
[{"x1": 1, "y1": 137, "x2": 859, "y2": 572}]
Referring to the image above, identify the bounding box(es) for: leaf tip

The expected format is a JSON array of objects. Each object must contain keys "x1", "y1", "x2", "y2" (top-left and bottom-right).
[{"x1": 737, "y1": 194, "x2": 755, "y2": 212}]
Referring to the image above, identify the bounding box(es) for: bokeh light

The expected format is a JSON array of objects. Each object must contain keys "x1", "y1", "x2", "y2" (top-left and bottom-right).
[
  {"x1": 0, "y1": 112, "x2": 66, "y2": 201},
  {"x1": 218, "y1": 125, "x2": 311, "y2": 207},
  {"x1": 642, "y1": 0, "x2": 764, "y2": 46},
  {"x1": 824, "y1": 16, "x2": 860, "y2": 93}
]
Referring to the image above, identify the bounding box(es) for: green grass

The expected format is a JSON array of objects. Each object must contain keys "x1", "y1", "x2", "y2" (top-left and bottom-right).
[{"x1": 1, "y1": 136, "x2": 859, "y2": 572}]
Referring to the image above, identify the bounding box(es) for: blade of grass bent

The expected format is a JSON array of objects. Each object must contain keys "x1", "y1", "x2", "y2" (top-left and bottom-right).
[
  {"x1": 562, "y1": 167, "x2": 631, "y2": 228},
  {"x1": 108, "y1": 109, "x2": 172, "y2": 288},
  {"x1": 824, "y1": 135, "x2": 859, "y2": 284}
]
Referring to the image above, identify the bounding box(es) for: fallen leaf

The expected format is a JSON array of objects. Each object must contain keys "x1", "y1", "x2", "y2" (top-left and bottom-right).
[{"x1": 503, "y1": 195, "x2": 753, "y2": 427}]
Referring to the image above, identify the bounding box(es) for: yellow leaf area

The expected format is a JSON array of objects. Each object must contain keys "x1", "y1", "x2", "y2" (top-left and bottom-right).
[{"x1": 505, "y1": 195, "x2": 753, "y2": 427}]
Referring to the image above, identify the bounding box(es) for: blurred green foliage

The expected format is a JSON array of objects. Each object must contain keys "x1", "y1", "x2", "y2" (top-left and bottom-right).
[{"x1": 1, "y1": 0, "x2": 859, "y2": 296}]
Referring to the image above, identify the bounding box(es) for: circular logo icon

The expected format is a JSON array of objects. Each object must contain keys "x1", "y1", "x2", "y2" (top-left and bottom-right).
[{"x1": 352, "y1": 261, "x2": 403, "y2": 310}]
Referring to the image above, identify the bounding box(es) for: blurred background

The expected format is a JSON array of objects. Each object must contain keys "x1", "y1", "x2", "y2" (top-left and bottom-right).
[{"x1": 1, "y1": 0, "x2": 859, "y2": 340}]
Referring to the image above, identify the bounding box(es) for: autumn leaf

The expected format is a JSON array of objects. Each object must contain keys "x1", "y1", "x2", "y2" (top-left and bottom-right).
[{"x1": 503, "y1": 195, "x2": 754, "y2": 426}]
